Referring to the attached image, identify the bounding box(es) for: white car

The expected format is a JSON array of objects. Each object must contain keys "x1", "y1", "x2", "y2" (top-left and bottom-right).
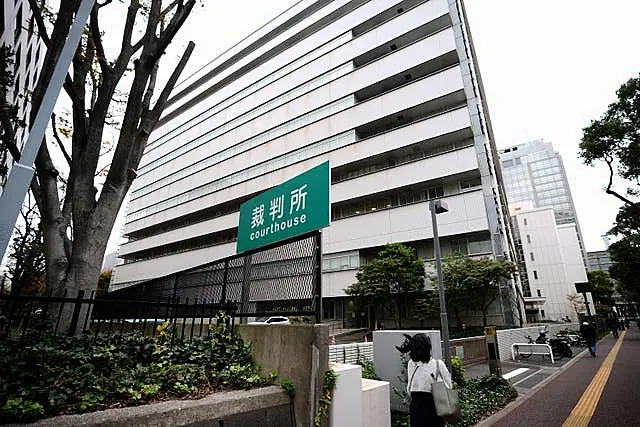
[{"x1": 248, "y1": 316, "x2": 290, "y2": 325}]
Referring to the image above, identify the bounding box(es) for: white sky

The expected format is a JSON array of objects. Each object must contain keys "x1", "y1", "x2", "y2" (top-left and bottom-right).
[{"x1": 107, "y1": 0, "x2": 640, "y2": 253}]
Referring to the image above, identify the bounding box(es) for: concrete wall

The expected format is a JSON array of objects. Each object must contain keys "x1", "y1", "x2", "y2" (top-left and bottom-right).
[
  {"x1": 21, "y1": 387, "x2": 290, "y2": 427},
  {"x1": 329, "y1": 363, "x2": 391, "y2": 427},
  {"x1": 330, "y1": 363, "x2": 363, "y2": 427},
  {"x1": 362, "y1": 379, "x2": 391, "y2": 427},
  {"x1": 237, "y1": 324, "x2": 329, "y2": 427},
  {"x1": 496, "y1": 324, "x2": 578, "y2": 361},
  {"x1": 373, "y1": 330, "x2": 442, "y2": 410},
  {"x1": 450, "y1": 336, "x2": 488, "y2": 364}
]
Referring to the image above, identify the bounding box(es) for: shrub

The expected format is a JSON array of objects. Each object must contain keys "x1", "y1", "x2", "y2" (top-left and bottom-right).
[
  {"x1": 358, "y1": 359, "x2": 378, "y2": 380},
  {"x1": 451, "y1": 356, "x2": 467, "y2": 387},
  {"x1": 390, "y1": 374, "x2": 517, "y2": 427},
  {"x1": 0, "y1": 320, "x2": 266, "y2": 423}
]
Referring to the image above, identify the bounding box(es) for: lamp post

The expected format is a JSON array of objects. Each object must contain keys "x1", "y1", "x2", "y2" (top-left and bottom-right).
[{"x1": 430, "y1": 199, "x2": 451, "y2": 372}]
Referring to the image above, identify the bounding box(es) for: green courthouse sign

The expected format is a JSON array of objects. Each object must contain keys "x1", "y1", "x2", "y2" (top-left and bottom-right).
[{"x1": 236, "y1": 161, "x2": 330, "y2": 253}]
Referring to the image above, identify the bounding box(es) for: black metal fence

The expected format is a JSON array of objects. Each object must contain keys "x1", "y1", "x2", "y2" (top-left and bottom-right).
[
  {"x1": 108, "y1": 231, "x2": 322, "y2": 319},
  {"x1": 0, "y1": 287, "x2": 237, "y2": 345}
]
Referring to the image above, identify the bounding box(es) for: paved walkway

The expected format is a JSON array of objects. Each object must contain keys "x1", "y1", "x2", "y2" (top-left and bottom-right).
[{"x1": 484, "y1": 327, "x2": 640, "y2": 426}]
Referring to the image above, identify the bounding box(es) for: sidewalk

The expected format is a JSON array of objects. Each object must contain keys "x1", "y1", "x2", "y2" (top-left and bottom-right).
[{"x1": 479, "y1": 327, "x2": 640, "y2": 426}]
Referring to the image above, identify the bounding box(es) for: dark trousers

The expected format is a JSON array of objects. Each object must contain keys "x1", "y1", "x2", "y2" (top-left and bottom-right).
[
  {"x1": 587, "y1": 337, "x2": 596, "y2": 356},
  {"x1": 410, "y1": 392, "x2": 444, "y2": 427}
]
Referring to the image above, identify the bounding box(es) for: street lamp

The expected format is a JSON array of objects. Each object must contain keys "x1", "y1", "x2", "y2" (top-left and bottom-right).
[{"x1": 430, "y1": 199, "x2": 451, "y2": 372}]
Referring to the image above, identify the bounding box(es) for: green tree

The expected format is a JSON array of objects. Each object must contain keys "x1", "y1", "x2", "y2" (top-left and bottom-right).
[
  {"x1": 442, "y1": 255, "x2": 516, "y2": 327},
  {"x1": 442, "y1": 253, "x2": 472, "y2": 328},
  {"x1": 345, "y1": 243, "x2": 425, "y2": 329},
  {"x1": 97, "y1": 269, "x2": 111, "y2": 297},
  {"x1": 413, "y1": 290, "x2": 439, "y2": 327},
  {"x1": 587, "y1": 270, "x2": 615, "y2": 307},
  {"x1": 7, "y1": 200, "x2": 45, "y2": 296},
  {"x1": 1, "y1": 1, "x2": 198, "y2": 332},
  {"x1": 608, "y1": 234, "x2": 640, "y2": 303},
  {"x1": 580, "y1": 74, "x2": 640, "y2": 208}
]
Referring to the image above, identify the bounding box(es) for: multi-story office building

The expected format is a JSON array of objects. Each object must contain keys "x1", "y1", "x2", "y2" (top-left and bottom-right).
[
  {"x1": 1, "y1": 1, "x2": 46, "y2": 192},
  {"x1": 112, "y1": 0, "x2": 520, "y2": 325},
  {"x1": 510, "y1": 203, "x2": 590, "y2": 323},
  {"x1": 586, "y1": 250, "x2": 613, "y2": 273},
  {"x1": 499, "y1": 139, "x2": 587, "y2": 263}
]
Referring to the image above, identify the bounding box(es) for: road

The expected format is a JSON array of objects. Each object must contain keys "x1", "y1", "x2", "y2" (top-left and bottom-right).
[{"x1": 485, "y1": 326, "x2": 640, "y2": 426}]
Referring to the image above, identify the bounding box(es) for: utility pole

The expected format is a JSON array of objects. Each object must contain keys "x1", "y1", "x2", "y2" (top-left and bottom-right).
[
  {"x1": 0, "y1": 0, "x2": 95, "y2": 260},
  {"x1": 430, "y1": 199, "x2": 451, "y2": 372}
]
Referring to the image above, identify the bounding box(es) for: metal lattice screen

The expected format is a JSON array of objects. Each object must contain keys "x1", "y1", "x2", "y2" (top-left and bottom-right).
[{"x1": 104, "y1": 232, "x2": 321, "y2": 319}]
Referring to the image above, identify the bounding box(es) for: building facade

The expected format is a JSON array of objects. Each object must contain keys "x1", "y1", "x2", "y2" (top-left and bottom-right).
[
  {"x1": 510, "y1": 203, "x2": 591, "y2": 323},
  {"x1": 1, "y1": 1, "x2": 46, "y2": 192},
  {"x1": 499, "y1": 139, "x2": 587, "y2": 263},
  {"x1": 112, "y1": 0, "x2": 520, "y2": 325},
  {"x1": 586, "y1": 250, "x2": 613, "y2": 273}
]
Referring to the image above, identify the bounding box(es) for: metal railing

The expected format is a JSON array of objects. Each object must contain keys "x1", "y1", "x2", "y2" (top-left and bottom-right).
[{"x1": 0, "y1": 287, "x2": 237, "y2": 346}]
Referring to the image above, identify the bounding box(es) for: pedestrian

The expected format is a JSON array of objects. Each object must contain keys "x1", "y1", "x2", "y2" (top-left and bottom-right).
[
  {"x1": 580, "y1": 321, "x2": 597, "y2": 357},
  {"x1": 624, "y1": 318, "x2": 630, "y2": 329},
  {"x1": 396, "y1": 333, "x2": 452, "y2": 427},
  {"x1": 607, "y1": 316, "x2": 619, "y2": 339}
]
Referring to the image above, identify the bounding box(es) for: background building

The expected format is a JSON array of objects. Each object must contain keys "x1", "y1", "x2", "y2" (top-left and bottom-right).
[
  {"x1": 586, "y1": 250, "x2": 613, "y2": 273},
  {"x1": 499, "y1": 139, "x2": 587, "y2": 264},
  {"x1": 1, "y1": 0, "x2": 47, "y2": 193},
  {"x1": 112, "y1": 0, "x2": 521, "y2": 326},
  {"x1": 510, "y1": 202, "x2": 591, "y2": 322}
]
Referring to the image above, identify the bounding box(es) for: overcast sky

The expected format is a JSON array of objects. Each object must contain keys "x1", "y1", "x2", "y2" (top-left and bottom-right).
[{"x1": 106, "y1": 0, "x2": 640, "y2": 253}]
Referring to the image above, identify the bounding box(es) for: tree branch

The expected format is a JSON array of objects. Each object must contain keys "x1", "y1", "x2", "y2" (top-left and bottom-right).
[
  {"x1": 152, "y1": 0, "x2": 196, "y2": 63},
  {"x1": 90, "y1": 4, "x2": 110, "y2": 75},
  {"x1": 604, "y1": 156, "x2": 640, "y2": 208},
  {"x1": 27, "y1": 0, "x2": 80, "y2": 102},
  {"x1": 51, "y1": 114, "x2": 72, "y2": 166}
]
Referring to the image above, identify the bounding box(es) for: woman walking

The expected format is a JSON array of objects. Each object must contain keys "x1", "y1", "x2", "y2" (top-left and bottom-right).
[{"x1": 397, "y1": 333, "x2": 452, "y2": 427}]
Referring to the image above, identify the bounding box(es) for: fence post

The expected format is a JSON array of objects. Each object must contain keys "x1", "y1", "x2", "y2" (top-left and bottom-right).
[
  {"x1": 315, "y1": 231, "x2": 323, "y2": 324},
  {"x1": 68, "y1": 290, "x2": 85, "y2": 336}
]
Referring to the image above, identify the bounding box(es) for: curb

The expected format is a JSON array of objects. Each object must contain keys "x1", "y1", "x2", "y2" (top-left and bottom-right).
[{"x1": 476, "y1": 335, "x2": 611, "y2": 426}]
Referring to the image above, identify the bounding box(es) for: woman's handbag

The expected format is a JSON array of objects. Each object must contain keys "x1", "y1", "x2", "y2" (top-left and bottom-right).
[{"x1": 432, "y1": 360, "x2": 461, "y2": 423}]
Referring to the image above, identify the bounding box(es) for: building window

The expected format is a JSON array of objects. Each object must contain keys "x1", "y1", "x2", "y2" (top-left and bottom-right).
[
  {"x1": 541, "y1": 309, "x2": 545, "y2": 318},
  {"x1": 323, "y1": 300, "x2": 336, "y2": 320},
  {"x1": 537, "y1": 289, "x2": 542, "y2": 297},
  {"x1": 533, "y1": 270, "x2": 538, "y2": 280},
  {"x1": 530, "y1": 252, "x2": 535, "y2": 261},
  {"x1": 526, "y1": 234, "x2": 531, "y2": 244},
  {"x1": 322, "y1": 251, "x2": 360, "y2": 272},
  {"x1": 523, "y1": 218, "x2": 528, "y2": 226}
]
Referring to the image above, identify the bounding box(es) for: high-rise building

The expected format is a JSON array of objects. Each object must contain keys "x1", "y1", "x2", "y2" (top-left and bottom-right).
[
  {"x1": 586, "y1": 250, "x2": 613, "y2": 273},
  {"x1": 499, "y1": 139, "x2": 587, "y2": 263},
  {"x1": 112, "y1": 0, "x2": 521, "y2": 325},
  {"x1": 510, "y1": 202, "x2": 590, "y2": 323},
  {"x1": 1, "y1": 1, "x2": 47, "y2": 192}
]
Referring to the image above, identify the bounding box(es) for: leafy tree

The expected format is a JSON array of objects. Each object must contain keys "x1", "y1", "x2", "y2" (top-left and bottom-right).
[
  {"x1": 1, "y1": 1, "x2": 198, "y2": 332},
  {"x1": 608, "y1": 234, "x2": 640, "y2": 303},
  {"x1": 442, "y1": 253, "x2": 472, "y2": 328},
  {"x1": 580, "y1": 74, "x2": 640, "y2": 208},
  {"x1": 97, "y1": 269, "x2": 111, "y2": 297},
  {"x1": 412, "y1": 290, "x2": 439, "y2": 327},
  {"x1": 587, "y1": 270, "x2": 615, "y2": 307},
  {"x1": 7, "y1": 199, "x2": 45, "y2": 296},
  {"x1": 345, "y1": 243, "x2": 425, "y2": 329},
  {"x1": 442, "y1": 255, "x2": 516, "y2": 327}
]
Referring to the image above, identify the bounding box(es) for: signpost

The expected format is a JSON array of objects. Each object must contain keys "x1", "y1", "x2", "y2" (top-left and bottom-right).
[{"x1": 236, "y1": 161, "x2": 331, "y2": 253}]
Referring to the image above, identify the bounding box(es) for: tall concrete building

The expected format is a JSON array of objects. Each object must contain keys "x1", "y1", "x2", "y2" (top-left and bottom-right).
[
  {"x1": 510, "y1": 202, "x2": 590, "y2": 323},
  {"x1": 499, "y1": 139, "x2": 587, "y2": 262},
  {"x1": 1, "y1": 1, "x2": 47, "y2": 192},
  {"x1": 586, "y1": 250, "x2": 613, "y2": 273},
  {"x1": 112, "y1": 0, "x2": 521, "y2": 325}
]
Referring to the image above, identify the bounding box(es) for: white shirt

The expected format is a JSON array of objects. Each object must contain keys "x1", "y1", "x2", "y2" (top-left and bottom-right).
[{"x1": 407, "y1": 358, "x2": 453, "y2": 393}]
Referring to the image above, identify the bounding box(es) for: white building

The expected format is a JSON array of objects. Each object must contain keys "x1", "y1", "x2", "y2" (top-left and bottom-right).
[
  {"x1": 1, "y1": 1, "x2": 46, "y2": 191},
  {"x1": 112, "y1": 0, "x2": 520, "y2": 325},
  {"x1": 510, "y1": 203, "x2": 591, "y2": 322}
]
